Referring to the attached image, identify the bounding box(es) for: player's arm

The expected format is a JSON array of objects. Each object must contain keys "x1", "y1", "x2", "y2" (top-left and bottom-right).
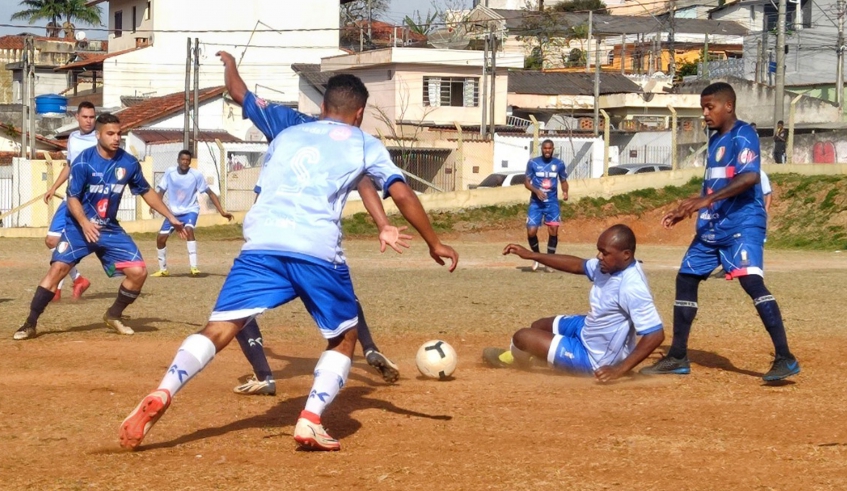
[
  {"x1": 764, "y1": 193, "x2": 772, "y2": 213},
  {"x1": 523, "y1": 161, "x2": 546, "y2": 201},
  {"x1": 44, "y1": 164, "x2": 71, "y2": 203},
  {"x1": 560, "y1": 178, "x2": 569, "y2": 202},
  {"x1": 594, "y1": 330, "x2": 665, "y2": 383},
  {"x1": 140, "y1": 190, "x2": 187, "y2": 238},
  {"x1": 663, "y1": 173, "x2": 758, "y2": 229},
  {"x1": 217, "y1": 51, "x2": 248, "y2": 105},
  {"x1": 205, "y1": 189, "x2": 234, "y2": 221},
  {"x1": 358, "y1": 178, "x2": 411, "y2": 254},
  {"x1": 388, "y1": 181, "x2": 457, "y2": 271},
  {"x1": 502, "y1": 244, "x2": 585, "y2": 274}
]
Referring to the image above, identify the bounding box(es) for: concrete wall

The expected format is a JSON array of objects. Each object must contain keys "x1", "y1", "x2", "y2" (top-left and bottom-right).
[{"x1": 108, "y1": 0, "x2": 154, "y2": 52}]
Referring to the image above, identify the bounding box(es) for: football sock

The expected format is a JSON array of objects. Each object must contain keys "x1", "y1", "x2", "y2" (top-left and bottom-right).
[
  {"x1": 509, "y1": 340, "x2": 531, "y2": 365},
  {"x1": 27, "y1": 286, "x2": 54, "y2": 326},
  {"x1": 187, "y1": 241, "x2": 198, "y2": 268},
  {"x1": 528, "y1": 236, "x2": 540, "y2": 253},
  {"x1": 57, "y1": 277, "x2": 65, "y2": 290},
  {"x1": 158, "y1": 334, "x2": 216, "y2": 396},
  {"x1": 235, "y1": 318, "x2": 274, "y2": 382},
  {"x1": 106, "y1": 285, "x2": 140, "y2": 319},
  {"x1": 668, "y1": 273, "x2": 702, "y2": 359},
  {"x1": 547, "y1": 236, "x2": 558, "y2": 255},
  {"x1": 355, "y1": 299, "x2": 378, "y2": 354},
  {"x1": 304, "y1": 350, "x2": 351, "y2": 417},
  {"x1": 739, "y1": 275, "x2": 793, "y2": 359},
  {"x1": 68, "y1": 266, "x2": 81, "y2": 281},
  {"x1": 157, "y1": 247, "x2": 167, "y2": 271}
]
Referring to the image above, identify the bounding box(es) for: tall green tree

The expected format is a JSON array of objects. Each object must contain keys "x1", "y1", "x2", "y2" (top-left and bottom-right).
[
  {"x1": 61, "y1": 0, "x2": 102, "y2": 30},
  {"x1": 10, "y1": 0, "x2": 65, "y2": 31},
  {"x1": 551, "y1": 0, "x2": 609, "y2": 14}
]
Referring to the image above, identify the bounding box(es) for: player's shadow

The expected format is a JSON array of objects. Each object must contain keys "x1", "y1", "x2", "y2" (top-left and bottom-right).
[
  {"x1": 168, "y1": 272, "x2": 226, "y2": 278},
  {"x1": 138, "y1": 385, "x2": 452, "y2": 451},
  {"x1": 688, "y1": 349, "x2": 765, "y2": 378},
  {"x1": 0, "y1": 298, "x2": 11, "y2": 304},
  {"x1": 38, "y1": 317, "x2": 167, "y2": 336},
  {"x1": 236, "y1": 347, "x2": 388, "y2": 387}
]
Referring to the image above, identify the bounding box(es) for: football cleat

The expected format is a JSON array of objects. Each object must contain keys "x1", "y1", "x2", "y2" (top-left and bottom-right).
[
  {"x1": 72, "y1": 277, "x2": 91, "y2": 299},
  {"x1": 13, "y1": 321, "x2": 36, "y2": 340},
  {"x1": 365, "y1": 349, "x2": 400, "y2": 383},
  {"x1": 482, "y1": 347, "x2": 513, "y2": 368},
  {"x1": 104, "y1": 313, "x2": 135, "y2": 335},
  {"x1": 151, "y1": 269, "x2": 169, "y2": 277},
  {"x1": 639, "y1": 355, "x2": 691, "y2": 375},
  {"x1": 294, "y1": 411, "x2": 340, "y2": 451},
  {"x1": 119, "y1": 389, "x2": 171, "y2": 450},
  {"x1": 189, "y1": 267, "x2": 201, "y2": 276},
  {"x1": 233, "y1": 375, "x2": 276, "y2": 396},
  {"x1": 763, "y1": 355, "x2": 801, "y2": 382},
  {"x1": 52, "y1": 289, "x2": 61, "y2": 302},
  {"x1": 531, "y1": 261, "x2": 540, "y2": 271}
]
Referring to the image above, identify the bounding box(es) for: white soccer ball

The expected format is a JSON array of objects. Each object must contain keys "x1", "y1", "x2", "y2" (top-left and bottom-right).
[{"x1": 415, "y1": 340, "x2": 458, "y2": 380}]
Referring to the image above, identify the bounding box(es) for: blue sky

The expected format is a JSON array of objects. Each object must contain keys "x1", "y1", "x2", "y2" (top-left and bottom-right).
[{"x1": 0, "y1": 1, "x2": 473, "y2": 38}]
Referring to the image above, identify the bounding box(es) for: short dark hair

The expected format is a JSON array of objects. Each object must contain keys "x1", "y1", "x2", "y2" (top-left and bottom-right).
[
  {"x1": 178, "y1": 149, "x2": 193, "y2": 159},
  {"x1": 777, "y1": 120, "x2": 784, "y2": 125},
  {"x1": 95, "y1": 113, "x2": 120, "y2": 127},
  {"x1": 541, "y1": 139, "x2": 554, "y2": 147},
  {"x1": 701, "y1": 82, "x2": 736, "y2": 104},
  {"x1": 607, "y1": 224, "x2": 637, "y2": 254},
  {"x1": 323, "y1": 74, "x2": 369, "y2": 115},
  {"x1": 77, "y1": 101, "x2": 95, "y2": 112}
]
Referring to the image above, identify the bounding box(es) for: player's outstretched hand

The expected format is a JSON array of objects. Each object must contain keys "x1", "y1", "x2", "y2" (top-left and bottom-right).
[
  {"x1": 171, "y1": 219, "x2": 188, "y2": 239},
  {"x1": 502, "y1": 243, "x2": 533, "y2": 260},
  {"x1": 81, "y1": 221, "x2": 101, "y2": 243},
  {"x1": 594, "y1": 364, "x2": 626, "y2": 383},
  {"x1": 379, "y1": 225, "x2": 413, "y2": 254},
  {"x1": 42, "y1": 190, "x2": 55, "y2": 204},
  {"x1": 429, "y1": 243, "x2": 459, "y2": 272},
  {"x1": 216, "y1": 51, "x2": 235, "y2": 67},
  {"x1": 221, "y1": 211, "x2": 234, "y2": 221}
]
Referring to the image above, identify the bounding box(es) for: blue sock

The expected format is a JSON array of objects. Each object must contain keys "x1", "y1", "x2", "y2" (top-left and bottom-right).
[
  {"x1": 739, "y1": 276, "x2": 793, "y2": 359},
  {"x1": 235, "y1": 318, "x2": 274, "y2": 381},
  {"x1": 668, "y1": 273, "x2": 702, "y2": 359}
]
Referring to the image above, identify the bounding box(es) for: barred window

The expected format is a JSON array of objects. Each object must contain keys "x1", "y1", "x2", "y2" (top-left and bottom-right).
[{"x1": 423, "y1": 77, "x2": 479, "y2": 107}]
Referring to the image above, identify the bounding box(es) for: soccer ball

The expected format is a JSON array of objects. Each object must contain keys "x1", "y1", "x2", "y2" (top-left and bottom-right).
[{"x1": 415, "y1": 340, "x2": 458, "y2": 380}]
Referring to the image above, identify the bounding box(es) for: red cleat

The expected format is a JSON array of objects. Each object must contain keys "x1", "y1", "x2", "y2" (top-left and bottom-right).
[
  {"x1": 51, "y1": 289, "x2": 61, "y2": 302},
  {"x1": 72, "y1": 277, "x2": 90, "y2": 299},
  {"x1": 119, "y1": 389, "x2": 171, "y2": 450}
]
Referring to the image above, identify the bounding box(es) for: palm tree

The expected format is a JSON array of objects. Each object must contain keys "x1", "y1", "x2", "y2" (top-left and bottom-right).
[
  {"x1": 61, "y1": 0, "x2": 102, "y2": 32},
  {"x1": 10, "y1": 0, "x2": 65, "y2": 37}
]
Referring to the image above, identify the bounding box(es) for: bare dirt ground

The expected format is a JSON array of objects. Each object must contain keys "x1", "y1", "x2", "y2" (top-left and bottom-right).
[{"x1": 2, "y1": 224, "x2": 847, "y2": 490}]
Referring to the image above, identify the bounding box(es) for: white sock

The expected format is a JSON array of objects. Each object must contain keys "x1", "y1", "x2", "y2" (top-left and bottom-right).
[
  {"x1": 510, "y1": 340, "x2": 533, "y2": 365},
  {"x1": 57, "y1": 277, "x2": 65, "y2": 290},
  {"x1": 157, "y1": 334, "x2": 216, "y2": 396},
  {"x1": 68, "y1": 266, "x2": 81, "y2": 281},
  {"x1": 187, "y1": 241, "x2": 197, "y2": 268},
  {"x1": 157, "y1": 247, "x2": 167, "y2": 271},
  {"x1": 304, "y1": 350, "x2": 351, "y2": 417}
]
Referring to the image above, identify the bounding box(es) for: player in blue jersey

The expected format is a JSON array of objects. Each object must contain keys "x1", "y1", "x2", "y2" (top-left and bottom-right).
[
  {"x1": 483, "y1": 225, "x2": 665, "y2": 381},
  {"x1": 151, "y1": 149, "x2": 233, "y2": 277},
  {"x1": 525, "y1": 140, "x2": 568, "y2": 271},
  {"x1": 14, "y1": 114, "x2": 187, "y2": 340},
  {"x1": 119, "y1": 71, "x2": 459, "y2": 452},
  {"x1": 42, "y1": 101, "x2": 98, "y2": 301},
  {"x1": 640, "y1": 82, "x2": 799, "y2": 382}
]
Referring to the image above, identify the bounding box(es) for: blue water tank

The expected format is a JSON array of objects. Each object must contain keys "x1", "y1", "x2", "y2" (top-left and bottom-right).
[{"x1": 34, "y1": 94, "x2": 68, "y2": 114}]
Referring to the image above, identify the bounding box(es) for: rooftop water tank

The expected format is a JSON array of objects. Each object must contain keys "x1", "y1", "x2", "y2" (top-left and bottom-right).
[{"x1": 34, "y1": 94, "x2": 68, "y2": 115}]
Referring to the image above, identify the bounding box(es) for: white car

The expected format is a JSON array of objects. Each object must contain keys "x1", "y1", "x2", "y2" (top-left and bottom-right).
[
  {"x1": 469, "y1": 171, "x2": 527, "y2": 189},
  {"x1": 607, "y1": 164, "x2": 672, "y2": 176}
]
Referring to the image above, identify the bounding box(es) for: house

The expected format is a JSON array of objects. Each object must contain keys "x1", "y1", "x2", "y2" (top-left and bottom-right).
[
  {"x1": 84, "y1": 0, "x2": 348, "y2": 108},
  {"x1": 0, "y1": 35, "x2": 78, "y2": 104}
]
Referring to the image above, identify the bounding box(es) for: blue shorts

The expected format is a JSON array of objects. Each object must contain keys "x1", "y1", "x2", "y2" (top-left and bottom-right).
[
  {"x1": 47, "y1": 201, "x2": 69, "y2": 237},
  {"x1": 52, "y1": 222, "x2": 145, "y2": 277},
  {"x1": 209, "y1": 252, "x2": 359, "y2": 339},
  {"x1": 159, "y1": 212, "x2": 199, "y2": 234},
  {"x1": 527, "y1": 199, "x2": 561, "y2": 228},
  {"x1": 680, "y1": 227, "x2": 766, "y2": 279},
  {"x1": 548, "y1": 315, "x2": 593, "y2": 374}
]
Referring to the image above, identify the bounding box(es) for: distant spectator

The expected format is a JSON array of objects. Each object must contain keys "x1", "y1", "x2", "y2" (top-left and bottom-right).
[{"x1": 773, "y1": 120, "x2": 787, "y2": 164}]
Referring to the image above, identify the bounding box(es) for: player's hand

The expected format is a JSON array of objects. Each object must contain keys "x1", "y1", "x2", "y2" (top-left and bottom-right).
[
  {"x1": 661, "y1": 211, "x2": 686, "y2": 229},
  {"x1": 662, "y1": 197, "x2": 709, "y2": 229},
  {"x1": 534, "y1": 190, "x2": 546, "y2": 201},
  {"x1": 502, "y1": 243, "x2": 534, "y2": 260},
  {"x1": 561, "y1": 191, "x2": 569, "y2": 202},
  {"x1": 81, "y1": 220, "x2": 101, "y2": 243},
  {"x1": 429, "y1": 243, "x2": 458, "y2": 272},
  {"x1": 379, "y1": 225, "x2": 413, "y2": 254},
  {"x1": 43, "y1": 189, "x2": 56, "y2": 204},
  {"x1": 216, "y1": 51, "x2": 235, "y2": 67},
  {"x1": 594, "y1": 364, "x2": 627, "y2": 383},
  {"x1": 221, "y1": 211, "x2": 234, "y2": 221},
  {"x1": 171, "y1": 219, "x2": 188, "y2": 239}
]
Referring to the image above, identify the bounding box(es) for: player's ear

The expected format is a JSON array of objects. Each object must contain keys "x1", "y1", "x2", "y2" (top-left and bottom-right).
[{"x1": 319, "y1": 102, "x2": 327, "y2": 119}]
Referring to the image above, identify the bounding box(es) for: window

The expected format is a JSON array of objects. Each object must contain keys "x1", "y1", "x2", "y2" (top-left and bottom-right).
[
  {"x1": 635, "y1": 166, "x2": 656, "y2": 173},
  {"x1": 765, "y1": 0, "x2": 812, "y2": 30},
  {"x1": 423, "y1": 77, "x2": 479, "y2": 107},
  {"x1": 509, "y1": 174, "x2": 527, "y2": 186},
  {"x1": 132, "y1": 6, "x2": 137, "y2": 33},
  {"x1": 145, "y1": 1, "x2": 151, "y2": 20},
  {"x1": 114, "y1": 10, "x2": 122, "y2": 37}
]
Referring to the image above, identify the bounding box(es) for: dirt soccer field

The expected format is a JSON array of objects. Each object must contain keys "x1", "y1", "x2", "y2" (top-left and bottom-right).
[{"x1": 1, "y1": 226, "x2": 846, "y2": 490}]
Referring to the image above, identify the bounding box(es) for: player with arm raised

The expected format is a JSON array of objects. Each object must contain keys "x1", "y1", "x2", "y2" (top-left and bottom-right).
[{"x1": 14, "y1": 113, "x2": 187, "y2": 340}]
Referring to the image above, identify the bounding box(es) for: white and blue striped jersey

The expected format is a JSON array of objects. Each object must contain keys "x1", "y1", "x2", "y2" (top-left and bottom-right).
[
  {"x1": 156, "y1": 167, "x2": 208, "y2": 215},
  {"x1": 581, "y1": 258, "x2": 663, "y2": 370}
]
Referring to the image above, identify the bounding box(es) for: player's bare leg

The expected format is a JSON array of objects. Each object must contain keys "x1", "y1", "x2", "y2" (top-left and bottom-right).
[
  {"x1": 483, "y1": 317, "x2": 554, "y2": 368},
  {"x1": 44, "y1": 235, "x2": 88, "y2": 301},
  {"x1": 104, "y1": 265, "x2": 147, "y2": 335},
  {"x1": 14, "y1": 261, "x2": 72, "y2": 340}
]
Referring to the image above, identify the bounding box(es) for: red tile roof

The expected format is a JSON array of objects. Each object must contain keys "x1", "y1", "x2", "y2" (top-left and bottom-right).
[
  {"x1": 0, "y1": 35, "x2": 74, "y2": 50},
  {"x1": 56, "y1": 46, "x2": 145, "y2": 70},
  {"x1": 0, "y1": 125, "x2": 67, "y2": 150},
  {"x1": 130, "y1": 128, "x2": 243, "y2": 145},
  {"x1": 0, "y1": 150, "x2": 66, "y2": 165},
  {"x1": 115, "y1": 86, "x2": 227, "y2": 131}
]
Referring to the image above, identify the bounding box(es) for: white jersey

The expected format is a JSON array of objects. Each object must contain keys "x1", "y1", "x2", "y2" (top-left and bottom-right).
[
  {"x1": 581, "y1": 258, "x2": 663, "y2": 370},
  {"x1": 760, "y1": 171, "x2": 771, "y2": 196},
  {"x1": 67, "y1": 130, "x2": 98, "y2": 165},
  {"x1": 156, "y1": 166, "x2": 208, "y2": 215},
  {"x1": 243, "y1": 120, "x2": 405, "y2": 264}
]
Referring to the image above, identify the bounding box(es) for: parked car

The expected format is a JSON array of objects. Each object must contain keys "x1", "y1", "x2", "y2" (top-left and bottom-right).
[
  {"x1": 469, "y1": 171, "x2": 527, "y2": 189},
  {"x1": 607, "y1": 164, "x2": 672, "y2": 176}
]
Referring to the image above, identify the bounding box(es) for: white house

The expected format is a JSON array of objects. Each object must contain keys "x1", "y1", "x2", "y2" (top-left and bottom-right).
[{"x1": 86, "y1": 0, "x2": 347, "y2": 108}]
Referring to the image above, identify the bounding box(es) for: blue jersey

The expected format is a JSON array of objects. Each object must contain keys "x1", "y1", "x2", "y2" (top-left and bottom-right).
[
  {"x1": 66, "y1": 146, "x2": 150, "y2": 227},
  {"x1": 242, "y1": 91, "x2": 316, "y2": 142},
  {"x1": 699, "y1": 121, "x2": 767, "y2": 244},
  {"x1": 525, "y1": 156, "x2": 567, "y2": 201}
]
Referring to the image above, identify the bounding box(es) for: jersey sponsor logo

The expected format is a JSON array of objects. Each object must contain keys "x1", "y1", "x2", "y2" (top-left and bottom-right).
[
  {"x1": 57, "y1": 241, "x2": 69, "y2": 254},
  {"x1": 551, "y1": 165, "x2": 557, "y2": 171},
  {"x1": 738, "y1": 148, "x2": 757, "y2": 165},
  {"x1": 541, "y1": 178, "x2": 552, "y2": 190},
  {"x1": 275, "y1": 146, "x2": 320, "y2": 196},
  {"x1": 115, "y1": 167, "x2": 126, "y2": 181},
  {"x1": 96, "y1": 198, "x2": 109, "y2": 217},
  {"x1": 715, "y1": 146, "x2": 726, "y2": 162},
  {"x1": 88, "y1": 184, "x2": 125, "y2": 194},
  {"x1": 255, "y1": 97, "x2": 269, "y2": 109},
  {"x1": 329, "y1": 126, "x2": 352, "y2": 141}
]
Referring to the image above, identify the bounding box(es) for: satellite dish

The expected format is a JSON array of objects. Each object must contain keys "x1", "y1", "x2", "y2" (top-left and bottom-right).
[
  {"x1": 74, "y1": 31, "x2": 86, "y2": 41},
  {"x1": 428, "y1": 25, "x2": 470, "y2": 49}
]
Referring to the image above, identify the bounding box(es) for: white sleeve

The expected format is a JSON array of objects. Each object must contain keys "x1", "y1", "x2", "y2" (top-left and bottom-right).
[
  {"x1": 760, "y1": 171, "x2": 772, "y2": 195},
  {"x1": 620, "y1": 279, "x2": 663, "y2": 335},
  {"x1": 195, "y1": 170, "x2": 209, "y2": 194},
  {"x1": 584, "y1": 258, "x2": 600, "y2": 281},
  {"x1": 363, "y1": 133, "x2": 405, "y2": 198},
  {"x1": 157, "y1": 169, "x2": 170, "y2": 192}
]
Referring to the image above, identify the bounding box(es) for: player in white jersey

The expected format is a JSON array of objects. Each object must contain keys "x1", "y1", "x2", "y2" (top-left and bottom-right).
[
  {"x1": 120, "y1": 72, "x2": 459, "y2": 452},
  {"x1": 151, "y1": 149, "x2": 233, "y2": 276},
  {"x1": 483, "y1": 224, "x2": 665, "y2": 382},
  {"x1": 42, "y1": 101, "x2": 98, "y2": 301}
]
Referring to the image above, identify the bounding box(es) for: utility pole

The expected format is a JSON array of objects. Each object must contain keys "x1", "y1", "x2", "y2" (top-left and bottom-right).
[
  {"x1": 367, "y1": 0, "x2": 372, "y2": 47},
  {"x1": 586, "y1": 11, "x2": 593, "y2": 73},
  {"x1": 594, "y1": 29, "x2": 601, "y2": 137},
  {"x1": 703, "y1": 33, "x2": 709, "y2": 79},
  {"x1": 20, "y1": 36, "x2": 29, "y2": 158},
  {"x1": 775, "y1": 0, "x2": 787, "y2": 123},
  {"x1": 837, "y1": 0, "x2": 845, "y2": 112},
  {"x1": 28, "y1": 37, "x2": 35, "y2": 159},
  {"x1": 193, "y1": 37, "x2": 200, "y2": 155},
  {"x1": 489, "y1": 31, "x2": 497, "y2": 140},
  {"x1": 183, "y1": 37, "x2": 191, "y2": 150},
  {"x1": 756, "y1": 39, "x2": 762, "y2": 84},
  {"x1": 669, "y1": 0, "x2": 676, "y2": 78},
  {"x1": 481, "y1": 33, "x2": 489, "y2": 138},
  {"x1": 621, "y1": 33, "x2": 627, "y2": 74}
]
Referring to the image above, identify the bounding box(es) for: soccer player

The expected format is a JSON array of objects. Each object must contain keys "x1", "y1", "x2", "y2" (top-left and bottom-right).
[
  {"x1": 640, "y1": 82, "x2": 800, "y2": 382},
  {"x1": 119, "y1": 72, "x2": 459, "y2": 452},
  {"x1": 42, "y1": 101, "x2": 98, "y2": 301},
  {"x1": 14, "y1": 114, "x2": 187, "y2": 340},
  {"x1": 483, "y1": 225, "x2": 664, "y2": 382},
  {"x1": 151, "y1": 149, "x2": 233, "y2": 277},
  {"x1": 524, "y1": 139, "x2": 568, "y2": 271}
]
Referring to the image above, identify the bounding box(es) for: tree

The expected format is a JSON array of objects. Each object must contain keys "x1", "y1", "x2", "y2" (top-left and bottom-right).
[
  {"x1": 10, "y1": 0, "x2": 102, "y2": 38},
  {"x1": 405, "y1": 10, "x2": 439, "y2": 36},
  {"x1": 340, "y1": 0, "x2": 389, "y2": 24},
  {"x1": 551, "y1": 0, "x2": 608, "y2": 14},
  {"x1": 515, "y1": 7, "x2": 569, "y2": 70},
  {"x1": 61, "y1": 0, "x2": 102, "y2": 32}
]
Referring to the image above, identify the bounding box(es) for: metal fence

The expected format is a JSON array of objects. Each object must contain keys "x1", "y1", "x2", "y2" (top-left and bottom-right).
[
  {"x1": 388, "y1": 148, "x2": 454, "y2": 193},
  {"x1": 618, "y1": 145, "x2": 672, "y2": 166}
]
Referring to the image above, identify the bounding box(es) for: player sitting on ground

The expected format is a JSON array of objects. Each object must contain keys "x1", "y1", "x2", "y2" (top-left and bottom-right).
[
  {"x1": 151, "y1": 149, "x2": 233, "y2": 277},
  {"x1": 42, "y1": 101, "x2": 98, "y2": 301},
  {"x1": 483, "y1": 224, "x2": 664, "y2": 382},
  {"x1": 118, "y1": 73, "x2": 459, "y2": 452},
  {"x1": 14, "y1": 113, "x2": 187, "y2": 340}
]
